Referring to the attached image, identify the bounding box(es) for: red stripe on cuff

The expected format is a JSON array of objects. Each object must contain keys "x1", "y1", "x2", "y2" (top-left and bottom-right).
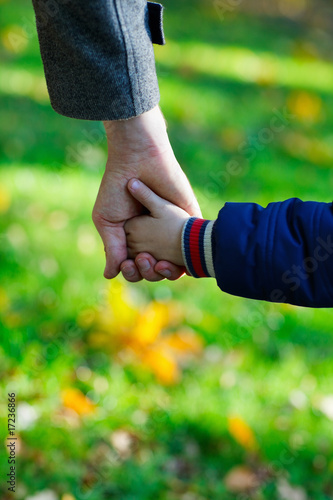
[{"x1": 189, "y1": 218, "x2": 207, "y2": 277}]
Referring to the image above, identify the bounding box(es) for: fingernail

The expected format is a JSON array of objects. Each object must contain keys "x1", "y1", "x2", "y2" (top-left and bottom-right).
[
  {"x1": 130, "y1": 179, "x2": 140, "y2": 191},
  {"x1": 137, "y1": 258, "x2": 150, "y2": 272},
  {"x1": 122, "y1": 266, "x2": 135, "y2": 277},
  {"x1": 159, "y1": 269, "x2": 171, "y2": 278}
]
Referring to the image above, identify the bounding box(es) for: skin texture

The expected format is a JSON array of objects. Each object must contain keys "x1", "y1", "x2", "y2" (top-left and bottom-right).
[
  {"x1": 92, "y1": 105, "x2": 201, "y2": 282},
  {"x1": 125, "y1": 179, "x2": 190, "y2": 266}
]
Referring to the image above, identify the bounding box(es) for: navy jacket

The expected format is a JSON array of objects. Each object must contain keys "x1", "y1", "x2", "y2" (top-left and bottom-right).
[{"x1": 182, "y1": 199, "x2": 333, "y2": 308}]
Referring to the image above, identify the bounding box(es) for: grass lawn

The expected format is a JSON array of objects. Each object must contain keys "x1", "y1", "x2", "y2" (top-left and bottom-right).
[{"x1": 1, "y1": 0, "x2": 333, "y2": 498}]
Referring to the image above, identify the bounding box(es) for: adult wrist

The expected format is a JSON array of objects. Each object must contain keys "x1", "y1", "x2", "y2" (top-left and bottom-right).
[
  {"x1": 103, "y1": 105, "x2": 168, "y2": 153},
  {"x1": 181, "y1": 217, "x2": 216, "y2": 278}
]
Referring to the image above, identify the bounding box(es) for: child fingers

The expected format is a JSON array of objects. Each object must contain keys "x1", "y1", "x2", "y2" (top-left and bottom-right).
[{"x1": 127, "y1": 178, "x2": 164, "y2": 214}]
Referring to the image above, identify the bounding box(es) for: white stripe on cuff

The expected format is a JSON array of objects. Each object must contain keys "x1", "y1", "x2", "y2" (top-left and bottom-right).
[
  {"x1": 181, "y1": 218, "x2": 193, "y2": 276},
  {"x1": 203, "y1": 220, "x2": 216, "y2": 278}
]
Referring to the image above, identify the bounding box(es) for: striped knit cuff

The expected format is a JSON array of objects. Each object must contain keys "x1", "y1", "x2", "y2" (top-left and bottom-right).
[{"x1": 181, "y1": 217, "x2": 216, "y2": 278}]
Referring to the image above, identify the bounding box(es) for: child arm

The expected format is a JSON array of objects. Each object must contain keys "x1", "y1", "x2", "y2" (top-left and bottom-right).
[{"x1": 126, "y1": 179, "x2": 333, "y2": 307}]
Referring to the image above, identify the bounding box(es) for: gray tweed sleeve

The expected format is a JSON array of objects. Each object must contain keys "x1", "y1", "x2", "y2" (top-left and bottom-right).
[{"x1": 32, "y1": 1, "x2": 165, "y2": 120}]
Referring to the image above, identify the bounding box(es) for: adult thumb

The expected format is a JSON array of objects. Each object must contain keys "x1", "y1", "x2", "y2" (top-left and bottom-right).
[{"x1": 127, "y1": 179, "x2": 165, "y2": 215}]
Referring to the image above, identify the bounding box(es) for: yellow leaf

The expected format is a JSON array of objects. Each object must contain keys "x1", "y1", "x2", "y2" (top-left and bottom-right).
[
  {"x1": 163, "y1": 329, "x2": 203, "y2": 358},
  {"x1": 2, "y1": 311, "x2": 22, "y2": 328},
  {"x1": 132, "y1": 302, "x2": 170, "y2": 346},
  {"x1": 61, "y1": 495, "x2": 76, "y2": 500},
  {"x1": 0, "y1": 187, "x2": 10, "y2": 213},
  {"x1": 61, "y1": 388, "x2": 95, "y2": 416},
  {"x1": 228, "y1": 415, "x2": 258, "y2": 450},
  {"x1": 141, "y1": 346, "x2": 180, "y2": 385},
  {"x1": 88, "y1": 330, "x2": 112, "y2": 348},
  {"x1": 220, "y1": 128, "x2": 246, "y2": 152},
  {"x1": 77, "y1": 308, "x2": 96, "y2": 328},
  {"x1": 288, "y1": 91, "x2": 322, "y2": 123},
  {"x1": 307, "y1": 140, "x2": 333, "y2": 166},
  {"x1": 106, "y1": 280, "x2": 138, "y2": 329},
  {"x1": 1, "y1": 25, "x2": 28, "y2": 53},
  {"x1": 0, "y1": 287, "x2": 9, "y2": 311}
]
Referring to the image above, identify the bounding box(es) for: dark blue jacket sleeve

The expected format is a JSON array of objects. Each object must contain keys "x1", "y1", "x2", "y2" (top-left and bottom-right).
[{"x1": 212, "y1": 198, "x2": 333, "y2": 307}]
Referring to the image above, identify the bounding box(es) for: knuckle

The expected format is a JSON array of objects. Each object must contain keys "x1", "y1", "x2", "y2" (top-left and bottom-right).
[
  {"x1": 141, "y1": 188, "x2": 152, "y2": 203},
  {"x1": 92, "y1": 208, "x2": 102, "y2": 226}
]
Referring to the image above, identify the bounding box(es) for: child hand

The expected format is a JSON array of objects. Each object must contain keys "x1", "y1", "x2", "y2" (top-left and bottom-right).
[{"x1": 124, "y1": 179, "x2": 190, "y2": 266}]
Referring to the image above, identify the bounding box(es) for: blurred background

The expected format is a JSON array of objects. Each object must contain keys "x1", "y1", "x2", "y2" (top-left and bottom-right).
[{"x1": 1, "y1": 0, "x2": 333, "y2": 498}]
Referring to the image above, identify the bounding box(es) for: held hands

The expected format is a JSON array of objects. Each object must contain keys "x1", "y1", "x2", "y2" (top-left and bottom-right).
[
  {"x1": 125, "y1": 179, "x2": 190, "y2": 266},
  {"x1": 92, "y1": 105, "x2": 201, "y2": 282}
]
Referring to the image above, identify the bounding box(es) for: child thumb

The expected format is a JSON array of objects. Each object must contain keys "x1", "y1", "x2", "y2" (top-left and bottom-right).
[{"x1": 127, "y1": 179, "x2": 165, "y2": 214}]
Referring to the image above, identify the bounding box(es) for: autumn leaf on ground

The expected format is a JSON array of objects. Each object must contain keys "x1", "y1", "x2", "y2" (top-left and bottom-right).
[
  {"x1": 93, "y1": 279, "x2": 138, "y2": 335},
  {"x1": 131, "y1": 302, "x2": 170, "y2": 347},
  {"x1": 110, "y1": 429, "x2": 138, "y2": 459},
  {"x1": 61, "y1": 388, "x2": 96, "y2": 416},
  {"x1": 287, "y1": 91, "x2": 322, "y2": 123},
  {"x1": 228, "y1": 415, "x2": 258, "y2": 451},
  {"x1": 0, "y1": 187, "x2": 10, "y2": 213},
  {"x1": 0, "y1": 287, "x2": 9, "y2": 312},
  {"x1": 162, "y1": 329, "x2": 203, "y2": 361},
  {"x1": 88, "y1": 330, "x2": 113, "y2": 348},
  {"x1": 224, "y1": 465, "x2": 261, "y2": 493},
  {"x1": 141, "y1": 346, "x2": 180, "y2": 385},
  {"x1": 89, "y1": 283, "x2": 203, "y2": 385}
]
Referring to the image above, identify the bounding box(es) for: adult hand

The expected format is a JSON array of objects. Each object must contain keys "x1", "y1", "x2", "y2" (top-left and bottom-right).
[{"x1": 92, "y1": 105, "x2": 201, "y2": 282}]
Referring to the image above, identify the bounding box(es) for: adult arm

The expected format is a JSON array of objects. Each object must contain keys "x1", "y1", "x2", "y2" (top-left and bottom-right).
[
  {"x1": 31, "y1": 0, "x2": 163, "y2": 120},
  {"x1": 182, "y1": 199, "x2": 333, "y2": 307},
  {"x1": 32, "y1": 1, "x2": 201, "y2": 280}
]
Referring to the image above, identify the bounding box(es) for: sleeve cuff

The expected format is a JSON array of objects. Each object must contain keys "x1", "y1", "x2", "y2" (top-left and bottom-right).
[{"x1": 181, "y1": 218, "x2": 216, "y2": 278}]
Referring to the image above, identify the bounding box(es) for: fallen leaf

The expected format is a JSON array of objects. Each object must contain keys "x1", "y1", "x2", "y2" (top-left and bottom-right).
[
  {"x1": 110, "y1": 429, "x2": 137, "y2": 459},
  {"x1": 132, "y1": 302, "x2": 170, "y2": 346},
  {"x1": 0, "y1": 187, "x2": 10, "y2": 213},
  {"x1": 141, "y1": 346, "x2": 180, "y2": 385},
  {"x1": 0, "y1": 287, "x2": 9, "y2": 311},
  {"x1": 162, "y1": 329, "x2": 203, "y2": 360},
  {"x1": 224, "y1": 465, "x2": 260, "y2": 493},
  {"x1": 88, "y1": 330, "x2": 111, "y2": 348},
  {"x1": 228, "y1": 415, "x2": 258, "y2": 450},
  {"x1": 61, "y1": 388, "x2": 95, "y2": 416},
  {"x1": 288, "y1": 91, "x2": 322, "y2": 123}
]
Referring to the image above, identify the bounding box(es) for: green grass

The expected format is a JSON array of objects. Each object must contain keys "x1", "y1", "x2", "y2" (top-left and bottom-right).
[{"x1": 1, "y1": 0, "x2": 333, "y2": 499}]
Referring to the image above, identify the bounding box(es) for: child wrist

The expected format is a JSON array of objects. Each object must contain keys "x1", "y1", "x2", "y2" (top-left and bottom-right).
[{"x1": 181, "y1": 217, "x2": 216, "y2": 278}]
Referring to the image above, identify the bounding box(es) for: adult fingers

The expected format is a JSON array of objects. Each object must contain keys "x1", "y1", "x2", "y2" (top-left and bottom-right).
[{"x1": 92, "y1": 217, "x2": 127, "y2": 279}]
